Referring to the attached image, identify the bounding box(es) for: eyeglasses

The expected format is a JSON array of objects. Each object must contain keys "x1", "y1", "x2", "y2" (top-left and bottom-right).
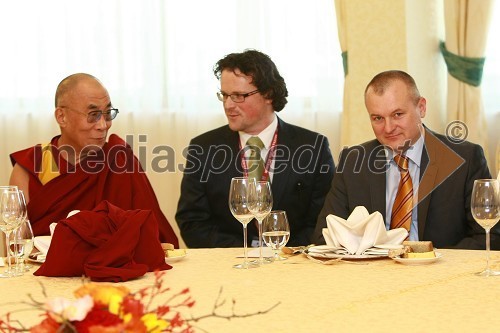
[
  {"x1": 216, "y1": 89, "x2": 259, "y2": 103},
  {"x1": 64, "y1": 107, "x2": 119, "y2": 123}
]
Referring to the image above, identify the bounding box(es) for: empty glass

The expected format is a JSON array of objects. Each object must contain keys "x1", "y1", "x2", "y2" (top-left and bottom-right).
[
  {"x1": 471, "y1": 179, "x2": 500, "y2": 276},
  {"x1": 248, "y1": 180, "x2": 273, "y2": 265},
  {"x1": 229, "y1": 177, "x2": 257, "y2": 269},
  {"x1": 0, "y1": 187, "x2": 25, "y2": 277}
]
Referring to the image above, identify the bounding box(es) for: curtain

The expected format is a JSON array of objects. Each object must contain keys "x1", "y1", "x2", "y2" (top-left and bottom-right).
[
  {"x1": 334, "y1": 0, "x2": 352, "y2": 148},
  {"x1": 442, "y1": 0, "x2": 494, "y2": 151},
  {"x1": 0, "y1": 0, "x2": 343, "y2": 248},
  {"x1": 482, "y1": 1, "x2": 500, "y2": 176}
]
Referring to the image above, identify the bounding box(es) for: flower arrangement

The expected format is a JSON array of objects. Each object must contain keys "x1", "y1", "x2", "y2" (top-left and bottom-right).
[
  {"x1": 1, "y1": 271, "x2": 195, "y2": 333},
  {"x1": 0, "y1": 271, "x2": 280, "y2": 333}
]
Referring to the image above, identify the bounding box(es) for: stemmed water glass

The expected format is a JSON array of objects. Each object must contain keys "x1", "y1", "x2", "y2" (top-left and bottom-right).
[
  {"x1": 10, "y1": 217, "x2": 34, "y2": 272},
  {"x1": 471, "y1": 179, "x2": 500, "y2": 276},
  {"x1": 248, "y1": 180, "x2": 273, "y2": 265},
  {"x1": 262, "y1": 210, "x2": 290, "y2": 261},
  {"x1": 0, "y1": 187, "x2": 25, "y2": 277},
  {"x1": 229, "y1": 177, "x2": 257, "y2": 269}
]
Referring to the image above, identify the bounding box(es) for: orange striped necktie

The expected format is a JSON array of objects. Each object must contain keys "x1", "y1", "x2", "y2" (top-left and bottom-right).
[{"x1": 390, "y1": 154, "x2": 413, "y2": 233}]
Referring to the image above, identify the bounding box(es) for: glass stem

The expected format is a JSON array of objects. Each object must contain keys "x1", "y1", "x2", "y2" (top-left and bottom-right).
[
  {"x1": 243, "y1": 225, "x2": 248, "y2": 266},
  {"x1": 5, "y1": 232, "x2": 12, "y2": 274},
  {"x1": 14, "y1": 232, "x2": 19, "y2": 272},
  {"x1": 485, "y1": 228, "x2": 491, "y2": 272},
  {"x1": 258, "y1": 220, "x2": 263, "y2": 263}
]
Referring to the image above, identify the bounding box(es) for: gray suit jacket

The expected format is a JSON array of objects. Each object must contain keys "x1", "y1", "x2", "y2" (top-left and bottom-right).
[
  {"x1": 177, "y1": 117, "x2": 334, "y2": 247},
  {"x1": 313, "y1": 128, "x2": 497, "y2": 249}
]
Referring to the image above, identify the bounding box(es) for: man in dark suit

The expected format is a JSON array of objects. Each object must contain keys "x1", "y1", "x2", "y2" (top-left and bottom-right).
[
  {"x1": 176, "y1": 50, "x2": 334, "y2": 248},
  {"x1": 313, "y1": 70, "x2": 498, "y2": 249}
]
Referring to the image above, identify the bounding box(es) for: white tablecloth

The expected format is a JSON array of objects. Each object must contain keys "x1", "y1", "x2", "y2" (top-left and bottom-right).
[{"x1": 1, "y1": 248, "x2": 500, "y2": 332}]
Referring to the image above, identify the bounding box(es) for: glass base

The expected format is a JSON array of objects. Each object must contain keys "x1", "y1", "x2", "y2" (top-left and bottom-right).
[
  {"x1": 250, "y1": 258, "x2": 274, "y2": 266},
  {"x1": 233, "y1": 261, "x2": 259, "y2": 269},
  {"x1": 475, "y1": 269, "x2": 500, "y2": 277},
  {"x1": 15, "y1": 263, "x2": 32, "y2": 272},
  {"x1": 273, "y1": 255, "x2": 288, "y2": 261},
  {"x1": 0, "y1": 270, "x2": 23, "y2": 278}
]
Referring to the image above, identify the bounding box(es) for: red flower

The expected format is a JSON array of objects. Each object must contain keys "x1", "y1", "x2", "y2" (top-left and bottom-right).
[
  {"x1": 72, "y1": 307, "x2": 121, "y2": 333},
  {"x1": 30, "y1": 315, "x2": 61, "y2": 333},
  {"x1": 121, "y1": 296, "x2": 144, "y2": 318}
]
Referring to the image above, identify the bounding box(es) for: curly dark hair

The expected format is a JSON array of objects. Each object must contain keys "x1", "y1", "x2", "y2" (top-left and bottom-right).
[{"x1": 213, "y1": 49, "x2": 288, "y2": 112}]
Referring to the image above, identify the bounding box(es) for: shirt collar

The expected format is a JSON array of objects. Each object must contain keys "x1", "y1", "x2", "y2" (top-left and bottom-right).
[
  {"x1": 239, "y1": 114, "x2": 278, "y2": 149},
  {"x1": 384, "y1": 133, "x2": 424, "y2": 167}
]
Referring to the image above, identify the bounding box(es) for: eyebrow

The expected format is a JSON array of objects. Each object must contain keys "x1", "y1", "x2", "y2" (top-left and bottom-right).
[{"x1": 87, "y1": 102, "x2": 112, "y2": 110}]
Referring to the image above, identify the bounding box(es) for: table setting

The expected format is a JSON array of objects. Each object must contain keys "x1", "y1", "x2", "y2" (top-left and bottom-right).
[
  {"x1": 307, "y1": 205, "x2": 408, "y2": 259},
  {"x1": 1, "y1": 176, "x2": 500, "y2": 332}
]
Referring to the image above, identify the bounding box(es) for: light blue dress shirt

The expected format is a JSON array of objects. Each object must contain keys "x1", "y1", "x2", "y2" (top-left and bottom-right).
[{"x1": 385, "y1": 136, "x2": 424, "y2": 241}]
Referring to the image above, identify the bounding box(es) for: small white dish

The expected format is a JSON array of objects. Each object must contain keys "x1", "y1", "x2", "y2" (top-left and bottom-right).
[
  {"x1": 374, "y1": 244, "x2": 404, "y2": 250},
  {"x1": 27, "y1": 252, "x2": 46, "y2": 264},
  {"x1": 392, "y1": 251, "x2": 443, "y2": 265},
  {"x1": 165, "y1": 251, "x2": 188, "y2": 264}
]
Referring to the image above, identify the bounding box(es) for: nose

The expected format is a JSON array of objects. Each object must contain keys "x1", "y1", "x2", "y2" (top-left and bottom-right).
[
  {"x1": 223, "y1": 97, "x2": 236, "y2": 108},
  {"x1": 223, "y1": 98, "x2": 238, "y2": 112},
  {"x1": 384, "y1": 118, "x2": 395, "y2": 133},
  {"x1": 95, "y1": 114, "x2": 110, "y2": 130}
]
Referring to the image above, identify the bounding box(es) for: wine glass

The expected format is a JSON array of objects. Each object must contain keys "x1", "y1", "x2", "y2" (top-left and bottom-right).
[
  {"x1": 229, "y1": 177, "x2": 257, "y2": 269},
  {"x1": 0, "y1": 188, "x2": 25, "y2": 277},
  {"x1": 471, "y1": 179, "x2": 500, "y2": 276},
  {"x1": 10, "y1": 218, "x2": 34, "y2": 272},
  {"x1": 248, "y1": 180, "x2": 273, "y2": 265},
  {"x1": 262, "y1": 210, "x2": 290, "y2": 261},
  {"x1": 11, "y1": 190, "x2": 29, "y2": 271}
]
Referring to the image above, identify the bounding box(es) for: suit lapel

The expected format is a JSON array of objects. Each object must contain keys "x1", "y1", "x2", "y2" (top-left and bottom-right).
[
  {"x1": 417, "y1": 136, "x2": 437, "y2": 239},
  {"x1": 227, "y1": 129, "x2": 243, "y2": 179},
  {"x1": 417, "y1": 128, "x2": 465, "y2": 239},
  {"x1": 270, "y1": 118, "x2": 293, "y2": 207},
  {"x1": 368, "y1": 145, "x2": 387, "y2": 219}
]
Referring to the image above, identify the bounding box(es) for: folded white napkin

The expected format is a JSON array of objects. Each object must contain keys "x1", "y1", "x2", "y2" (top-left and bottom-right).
[{"x1": 321, "y1": 206, "x2": 408, "y2": 255}]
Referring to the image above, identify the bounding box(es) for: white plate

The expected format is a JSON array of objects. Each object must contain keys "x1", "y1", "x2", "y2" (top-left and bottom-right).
[
  {"x1": 392, "y1": 251, "x2": 443, "y2": 265},
  {"x1": 34, "y1": 236, "x2": 52, "y2": 254},
  {"x1": 165, "y1": 252, "x2": 187, "y2": 264},
  {"x1": 306, "y1": 251, "x2": 387, "y2": 260},
  {"x1": 27, "y1": 252, "x2": 45, "y2": 264}
]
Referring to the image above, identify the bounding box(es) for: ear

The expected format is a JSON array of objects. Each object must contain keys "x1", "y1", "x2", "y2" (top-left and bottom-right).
[
  {"x1": 55, "y1": 107, "x2": 67, "y2": 127},
  {"x1": 418, "y1": 97, "x2": 427, "y2": 118}
]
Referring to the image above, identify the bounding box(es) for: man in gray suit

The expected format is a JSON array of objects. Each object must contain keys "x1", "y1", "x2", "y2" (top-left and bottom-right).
[
  {"x1": 313, "y1": 70, "x2": 497, "y2": 249},
  {"x1": 176, "y1": 50, "x2": 334, "y2": 248}
]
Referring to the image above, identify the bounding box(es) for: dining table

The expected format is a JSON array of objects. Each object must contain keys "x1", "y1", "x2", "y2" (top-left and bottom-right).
[{"x1": 1, "y1": 248, "x2": 500, "y2": 332}]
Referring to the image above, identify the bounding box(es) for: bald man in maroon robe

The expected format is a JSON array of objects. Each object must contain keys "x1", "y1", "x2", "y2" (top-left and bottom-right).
[{"x1": 9, "y1": 73, "x2": 178, "y2": 247}]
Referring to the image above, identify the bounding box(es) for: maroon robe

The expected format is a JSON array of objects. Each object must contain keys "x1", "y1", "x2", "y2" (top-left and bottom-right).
[{"x1": 10, "y1": 134, "x2": 178, "y2": 247}]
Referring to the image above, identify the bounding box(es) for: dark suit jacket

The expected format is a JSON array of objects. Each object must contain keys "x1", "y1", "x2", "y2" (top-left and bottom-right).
[
  {"x1": 313, "y1": 128, "x2": 498, "y2": 250},
  {"x1": 176, "y1": 117, "x2": 334, "y2": 247}
]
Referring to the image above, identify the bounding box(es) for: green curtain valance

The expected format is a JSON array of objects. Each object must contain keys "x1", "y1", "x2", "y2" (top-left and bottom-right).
[
  {"x1": 341, "y1": 51, "x2": 348, "y2": 77},
  {"x1": 439, "y1": 41, "x2": 485, "y2": 87}
]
